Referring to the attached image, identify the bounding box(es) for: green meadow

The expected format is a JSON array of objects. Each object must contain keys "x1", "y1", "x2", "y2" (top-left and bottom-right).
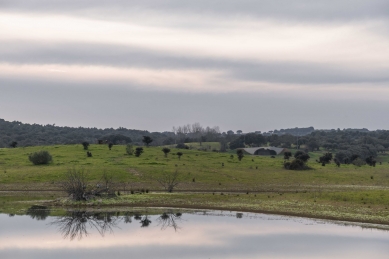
[{"x1": 1, "y1": 143, "x2": 389, "y2": 225}]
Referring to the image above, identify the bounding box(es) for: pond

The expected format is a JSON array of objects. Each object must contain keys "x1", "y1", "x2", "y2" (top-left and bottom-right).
[{"x1": 1, "y1": 207, "x2": 389, "y2": 259}]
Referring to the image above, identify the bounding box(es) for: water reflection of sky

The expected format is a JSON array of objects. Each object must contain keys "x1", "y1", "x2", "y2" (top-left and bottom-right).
[{"x1": 1, "y1": 210, "x2": 389, "y2": 259}]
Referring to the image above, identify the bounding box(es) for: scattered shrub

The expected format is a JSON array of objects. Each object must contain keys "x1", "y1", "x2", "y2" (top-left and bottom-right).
[
  {"x1": 82, "y1": 141, "x2": 89, "y2": 150},
  {"x1": 352, "y1": 158, "x2": 366, "y2": 167},
  {"x1": 176, "y1": 152, "x2": 183, "y2": 160},
  {"x1": 283, "y1": 151, "x2": 292, "y2": 160},
  {"x1": 162, "y1": 148, "x2": 171, "y2": 158},
  {"x1": 294, "y1": 151, "x2": 310, "y2": 162},
  {"x1": 236, "y1": 149, "x2": 244, "y2": 161},
  {"x1": 176, "y1": 143, "x2": 189, "y2": 149},
  {"x1": 28, "y1": 151, "x2": 52, "y2": 165},
  {"x1": 126, "y1": 144, "x2": 134, "y2": 155},
  {"x1": 135, "y1": 147, "x2": 144, "y2": 157},
  {"x1": 319, "y1": 153, "x2": 332, "y2": 164}
]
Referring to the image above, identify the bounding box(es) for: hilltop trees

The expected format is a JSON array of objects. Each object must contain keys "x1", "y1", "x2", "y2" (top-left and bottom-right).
[
  {"x1": 229, "y1": 136, "x2": 245, "y2": 149},
  {"x1": 142, "y1": 136, "x2": 153, "y2": 147},
  {"x1": 244, "y1": 133, "x2": 265, "y2": 147}
]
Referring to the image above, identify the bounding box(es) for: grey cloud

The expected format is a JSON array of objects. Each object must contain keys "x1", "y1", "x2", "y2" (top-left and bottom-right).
[
  {"x1": 2, "y1": 0, "x2": 389, "y2": 22},
  {"x1": 1, "y1": 79, "x2": 388, "y2": 132},
  {"x1": 1, "y1": 41, "x2": 388, "y2": 85}
]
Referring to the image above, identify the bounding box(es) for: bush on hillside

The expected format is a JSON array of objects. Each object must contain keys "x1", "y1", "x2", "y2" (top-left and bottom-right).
[
  {"x1": 126, "y1": 144, "x2": 134, "y2": 155},
  {"x1": 176, "y1": 143, "x2": 189, "y2": 149},
  {"x1": 135, "y1": 147, "x2": 144, "y2": 157},
  {"x1": 28, "y1": 151, "x2": 52, "y2": 165},
  {"x1": 82, "y1": 141, "x2": 89, "y2": 150}
]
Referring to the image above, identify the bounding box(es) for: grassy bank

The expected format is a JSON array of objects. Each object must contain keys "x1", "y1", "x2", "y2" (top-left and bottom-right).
[{"x1": 1, "y1": 144, "x2": 389, "y2": 225}]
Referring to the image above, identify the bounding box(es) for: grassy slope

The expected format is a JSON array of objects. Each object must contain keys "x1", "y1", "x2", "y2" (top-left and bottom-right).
[{"x1": 1, "y1": 144, "x2": 389, "y2": 225}]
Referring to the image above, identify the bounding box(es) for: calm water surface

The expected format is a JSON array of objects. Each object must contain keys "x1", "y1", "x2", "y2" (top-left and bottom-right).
[{"x1": 1, "y1": 207, "x2": 388, "y2": 259}]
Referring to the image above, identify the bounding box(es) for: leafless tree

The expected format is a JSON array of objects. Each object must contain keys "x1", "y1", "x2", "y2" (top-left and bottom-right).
[
  {"x1": 51, "y1": 211, "x2": 119, "y2": 240},
  {"x1": 155, "y1": 171, "x2": 183, "y2": 192},
  {"x1": 60, "y1": 168, "x2": 90, "y2": 201}
]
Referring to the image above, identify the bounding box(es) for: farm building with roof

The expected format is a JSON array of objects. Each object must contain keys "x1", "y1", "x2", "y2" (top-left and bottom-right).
[{"x1": 239, "y1": 147, "x2": 288, "y2": 156}]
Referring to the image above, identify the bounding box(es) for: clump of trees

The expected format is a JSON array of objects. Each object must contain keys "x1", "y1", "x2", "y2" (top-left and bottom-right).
[
  {"x1": 284, "y1": 151, "x2": 310, "y2": 170},
  {"x1": 28, "y1": 150, "x2": 52, "y2": 165},
  {"x1": 319, "y1": 153, "x2": 333, "y2": 164},
  {"x1": 142, "y1": 136, "x2": 153, "y2": 147},
  {"x1": 365, "y1": 156, "x2": 376, "y2": 167},
  {"x1": 284, "y1": 151, "x2": 292, "y2": 160},
  {"x1": 176, "y1": 143, "x2": 189, "y2": 149},
  {"x1": 10, "y1": 141, "x2": 17, "y2": 148}
]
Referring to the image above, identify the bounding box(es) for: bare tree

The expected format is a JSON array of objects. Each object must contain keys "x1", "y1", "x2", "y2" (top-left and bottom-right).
[
  {"x1": 51, "y1": 211, "x2": 119, "y2": 240},
  {"x1": 155, "y1": 171, "x2": 183, "y2": 192},
  {"x1": 60, "y1": 169, "x2": 90, "y2": 201}
]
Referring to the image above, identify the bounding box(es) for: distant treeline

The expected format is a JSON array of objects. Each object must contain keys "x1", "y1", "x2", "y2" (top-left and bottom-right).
[
  {"x1": 1, "y1": 119, "x2": 389, "y2": 164},
  {"x1": 0, "y1": 119, "x2": 168, "y2": 147}
]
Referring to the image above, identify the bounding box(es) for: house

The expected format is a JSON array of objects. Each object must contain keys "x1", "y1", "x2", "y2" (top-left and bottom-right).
[{"x1": 239, "y1": 147, "x2": 288, "y2": 156}]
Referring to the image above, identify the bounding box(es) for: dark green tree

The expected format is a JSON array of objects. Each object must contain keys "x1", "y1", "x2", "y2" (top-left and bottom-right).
[
  {"x1": 319, "y1": 153, "x2": 333, "y2": 164},
  {"x1": 237, "y1": 149, "x2": 244, "y2": 161},
  {"x1": 176, "y1": 152, "x2": 183, "y2": 160},
  {"x1": 162, "y1": 148, "x2": 171, "y2": 158},
  {"x1": 284, "y1": 151, "x2": 292, "y2": 160},
  {"x1": 142, "y1": 136, "x2": 153, "y2": 147},
  {"x1": 82, "y1": 141, "x2": 89, "y2": 150},
  {"x1": 294, "y1": 151, "x2": 310, "y2": 162},
  {"x1": 135, "y1": 147, "x2": 144, "y2": 157},
  {"x1": 229, "y1": 136, "x2": 245, "y2": 149},
  {"x1": 10, "y1": 141, "x2": 17, "y2": 148}
]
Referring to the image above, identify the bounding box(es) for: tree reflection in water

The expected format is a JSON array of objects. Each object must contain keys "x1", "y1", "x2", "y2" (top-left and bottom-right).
[
  {"x1": 26, "y1": 205, "x2": 51, "y2": 221},
  {"x1": 133, "y1": 213, "x2": 152, "y2": 228},
  {"x1": 47, "y1": 209, "x2": 184, "y2": 240},
  {"x1": 157, "y1": 211, "x2": 183, "y2": 231},
  {"x1": 51, "y1": 211, "x2": 120, "y2": 240}
]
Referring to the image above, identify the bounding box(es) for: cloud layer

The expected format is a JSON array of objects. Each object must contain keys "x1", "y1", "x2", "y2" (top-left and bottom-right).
[{"x1": 1, "y1": 1, "x2": 388, "y2": 131}]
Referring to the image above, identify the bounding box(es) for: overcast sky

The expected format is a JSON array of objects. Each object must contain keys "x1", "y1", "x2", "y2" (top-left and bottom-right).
[{"x1": 1, "y1": 1, "x2": 388, "y2": 132}]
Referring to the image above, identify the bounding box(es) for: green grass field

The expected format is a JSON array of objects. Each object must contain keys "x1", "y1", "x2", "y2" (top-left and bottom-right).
[
  {"x1": 1, "y1": 143, "x2": 389, "y2": 225},
  {"x1": 0, "y1": 143, "x2": 388, "y2": 190}
]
